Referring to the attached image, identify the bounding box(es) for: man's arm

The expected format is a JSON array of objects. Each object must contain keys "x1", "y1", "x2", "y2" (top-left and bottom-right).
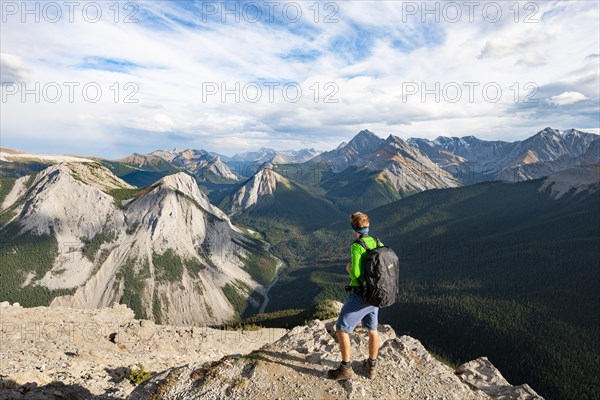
[{"x1": 349, "y1": 243, "x2": 363, "y2": 282}]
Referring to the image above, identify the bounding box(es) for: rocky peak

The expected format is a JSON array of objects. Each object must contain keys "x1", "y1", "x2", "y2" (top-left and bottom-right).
[
  {"x1": 60, "y1": 162, "x2": 134, "y2": 191},
  {"x1": 433, "y1": 135, "x2": 453, "y2": 146},
  {"x1": 164, "y1": 150, "x2": 239, "y2": 182},
  {"x1": 253, "y1": 166, "x2": 289, "y2": 189},
  {"x1": 383, "y1": 135, "x2": 426, "y2": 161},
  {"x1": 159, "y1": 172, "x2": 207, "y2": 200},
  {"x1": 561, "y1": 128, "x2": 578, "y2": 137},
  {"x1": 150, "y1": 149, "x2": 179, "y2": 162},
  {"x1": 230, "y1": 147, "x2": 321, "y2": 165},
  {"x1": 526, "y1": 127, "x2": 563, "y2": 148},
  {"x1": 335, "y1": 141, "x2": 348, "y2": 150},
  {"x1": 515, "y1": 127, "x2": 579, "y2": 162},
  {"x1": 178, "y1": 149, "x2": 204, "y2": 159},
  {"x1": 560, "y1": 129, "x2": 599, "y2": 157},
  {"x1": 346, "y1": 130, "x2": 385, "y2": 154},
  {"x1": 9, "y1": 163, "x2": 129, "y2": 237},
  {"x1": 538, "y1": 127, "x2": 561, "y2": 137},
  {"x1": 229, "y1": 165, "x2": 290, "y2": 214},
  {"x1": 117, "y1": 153, "x2": 163, "y2": 166},
  {"x1": 230, "y1": 148, "x2": 276, "y2": 163},
  {"x1": 169, "y1": 149, "x2": 201, "y2": 167},
  {"x1": 154, "y1": 172, "x2": 230, "y2": 220},
  {"x1": 385, "y1": 134, "x2": 410, "y2": 147}
]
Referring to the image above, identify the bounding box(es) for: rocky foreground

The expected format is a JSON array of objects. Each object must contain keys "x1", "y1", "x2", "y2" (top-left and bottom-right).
[
  {"x1": 0, "y1": 303, "x2": 285, "y2": 399},
  {"x1": 0, "y1": 302, "x2": 542, "y2": 399}
]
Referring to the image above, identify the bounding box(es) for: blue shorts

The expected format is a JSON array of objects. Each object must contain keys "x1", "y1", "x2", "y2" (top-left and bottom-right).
[{"x1": 336, "y1": 292, "x2": 379, "y2": 333}]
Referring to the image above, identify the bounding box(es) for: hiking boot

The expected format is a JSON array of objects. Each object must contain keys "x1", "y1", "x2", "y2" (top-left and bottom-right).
[
  {"x1": 362, "y1": 359, "x2": 377, "y2": 379},
  {"x1": 327, "y1": 364, "x2": 354, "y2": 380}
]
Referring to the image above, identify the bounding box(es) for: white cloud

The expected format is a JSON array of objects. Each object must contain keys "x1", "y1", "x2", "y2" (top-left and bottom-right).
[
  {"x1": 579, "y1": 128, "x2": 600, "y2": 135},
  {"x1": 0, "y1": 1, "x2": 598, "y2": 156},
  {"x1": 547, "y1": 91, "x2": 589, "y2": 106},
  {"x1": 479, "y1": 32, "x2": 553, "y2": 62},
  {"x1": 0, "y1": 53, "x2": 28, "y2": 83}
]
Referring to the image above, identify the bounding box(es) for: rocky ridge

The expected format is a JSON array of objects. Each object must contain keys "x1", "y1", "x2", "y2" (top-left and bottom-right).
[
  {"x1": 408, "y1": 128, "x2": 599, "y2": 182},
  {"x1": 156, "y1": 149, "x2": 239, "y2": 182},
  {"x1": 309, "y1": 130, "x2": 460, "y2": 193},
  {"x1": 227, "y1": 148, "x2": 322, "y2": 165}
]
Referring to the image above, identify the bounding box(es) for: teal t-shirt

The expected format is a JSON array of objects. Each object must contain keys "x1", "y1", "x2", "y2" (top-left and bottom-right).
[{"x1": 349, "y1": 236, "x2": 381, "y2": 287}]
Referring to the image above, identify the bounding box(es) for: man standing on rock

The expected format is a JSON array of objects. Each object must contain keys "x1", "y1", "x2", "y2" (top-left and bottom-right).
[{"x1": 328, "y1": 212, "x2": 379, "y2": 380}]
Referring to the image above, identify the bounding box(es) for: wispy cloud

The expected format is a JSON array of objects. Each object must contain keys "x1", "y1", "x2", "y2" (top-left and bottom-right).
[{"x1": 78, "y1": 57, "x2": 143, "y2": 73}]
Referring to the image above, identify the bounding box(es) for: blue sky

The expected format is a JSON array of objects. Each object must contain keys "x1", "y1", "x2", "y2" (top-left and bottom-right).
[{"x1": 1, "y1": 1, "x2": 599, "y2": 158}]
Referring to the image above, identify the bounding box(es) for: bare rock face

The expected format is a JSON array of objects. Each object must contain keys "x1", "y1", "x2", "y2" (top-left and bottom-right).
[
  {"x1": 229, "y1": 165, "x2": 291, "y2": 214},
  {"x1": 130, "y1": 319, "x2": 543, "y2": 400},
  {"x1": 0, "y1": 303, "x2": 286, "y2": 399},
  {"x1": 456, "y1": 357, "x2": 543, "y2": 400},
  {"x1": 538, "y1": 163, "x2": 600, "y2": 199}
]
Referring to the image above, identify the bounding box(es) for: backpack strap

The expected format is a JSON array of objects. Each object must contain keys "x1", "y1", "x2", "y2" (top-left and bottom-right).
[
  {"x1": 354, "y1": 238, "x2": 381, "y2": 251},
  {"x1": 353, "y1": 238, "x2": 370, "y2": 251}
]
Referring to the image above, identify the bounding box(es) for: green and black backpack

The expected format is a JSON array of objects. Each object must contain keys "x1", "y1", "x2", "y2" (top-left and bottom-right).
[{"x1": 354, "y1": 237, "x2": 400, "y2": 308}]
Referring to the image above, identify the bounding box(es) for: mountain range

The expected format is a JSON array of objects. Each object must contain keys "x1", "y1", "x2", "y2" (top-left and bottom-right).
[
  {"x1": 224, "y1": 147, "x2": 322, "y2": 170},
  {"x1": 408, "y1": 127, "x2": 598, "y2": 182},
  {"x1": 3, "y1": 127, "x2": 597, "y2": 212}
]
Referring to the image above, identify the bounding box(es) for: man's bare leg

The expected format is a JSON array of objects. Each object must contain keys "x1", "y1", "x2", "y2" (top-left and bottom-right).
[
  {"x1": 336, "y1": 327, "x2": 351, "y2": 362},
  {"x1": 368, "y1": 329, "x2": 379, "y2": 360},
  {"x1": 327, "y1": 327, "x2": 354, "y2": 380},
  {"x1": 362, "y1": 329, "x2": 379, "y2": 378}
]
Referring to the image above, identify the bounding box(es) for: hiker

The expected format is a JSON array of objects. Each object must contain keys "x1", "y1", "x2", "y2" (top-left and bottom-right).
[{"x1": 328, "y1": 212, "x2": 380, "y2": 380}]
